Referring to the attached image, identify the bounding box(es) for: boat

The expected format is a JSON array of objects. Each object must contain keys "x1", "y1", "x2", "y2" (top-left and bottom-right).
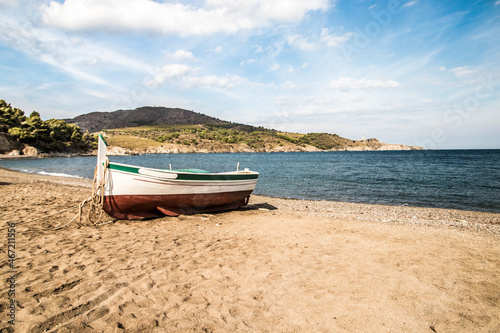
[{"x1": 95, "y1": 134, "x2": 259, "y2": 219}]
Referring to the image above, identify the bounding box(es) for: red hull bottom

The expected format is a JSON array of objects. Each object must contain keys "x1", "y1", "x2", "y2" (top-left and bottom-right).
[{"x1": 102, "y1": 190, "x2": 253, "y2": 220}]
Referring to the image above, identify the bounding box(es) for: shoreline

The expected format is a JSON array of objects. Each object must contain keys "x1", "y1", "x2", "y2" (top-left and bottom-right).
[
  {"x1": 0, "y1": 146, "x2": 429, "y2": 160},
  {"x1": 2, "y1": 164, "x2": 500, "y2": 217},
  {"x1": 0, "y1": 152, "x2": 96, "y2": 160},
  {"x1": 1, "y1": 167, "x2": 499, "y2": 332},
  {"x1": 2, "y1": 166, "x2": 500, "y2": 225}
]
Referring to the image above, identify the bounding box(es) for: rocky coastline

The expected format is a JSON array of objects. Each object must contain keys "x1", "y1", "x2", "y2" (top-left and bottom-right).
[{"x1": 1, "y1": 129, "x2": 422, "y2": 158}]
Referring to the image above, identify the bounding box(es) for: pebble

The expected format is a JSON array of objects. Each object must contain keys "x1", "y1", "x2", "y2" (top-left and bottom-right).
[{"x1": 248, "y1": 195, "x2": 500, "y2": 235}]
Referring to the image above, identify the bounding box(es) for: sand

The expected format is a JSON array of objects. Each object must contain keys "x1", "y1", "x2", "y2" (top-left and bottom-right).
[{"x1": 0, "y1": 167, "x2": 499, "y2": 332}]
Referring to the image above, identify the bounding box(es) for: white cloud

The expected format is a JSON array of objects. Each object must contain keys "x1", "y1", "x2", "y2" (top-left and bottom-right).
[
  {"x1": 206, "y1": 0, "x2": 330, "y2": 23},
  {"x1": 185, "y1": 74, "x2": 245, "y2": 90},
  {"x1": 287, "y1": 29, "x2": 353, "y2": 51},
  {"x1": 282, "y1": 81, "x2": 298, "y2": 89},
  {"x1": 403, "y1": 1, "x2": 418, "y2": 8},
  {"x1": 146, "y1": 64, "x2": 192, "y2": 86},
  {"x1": 145, "y1": 64, "x2": 250, "y2": 91},
  {"x1": 187, "y1": 75, "x2": 232, "y2": 89},
  {"x1": 287, "y1": 34, "x2": 317, "y2": 51},
  {"x1": 0, "y1": 0, "x2": 18, "y2": 7},
  {"x1": 270, "y1": 63, "x2": 280, "y2": 71},
  {"x1": 450, "y1": 66, "x2": 475, "y2": 77},
  {"x1": 320, "y1": 29, "x2": 353, "y2": 47},
  {"x1": 266, "y1": 41, "x2": 286, "y2": 59},
  {"x1": 170, "y1": 50, "x2": 196, "y2": 61},
  {"x1": 329, "y1": 77, "x2": 401, "y2": 90},
  {"x1": 240, "y1": 59, "x2": 256, "y2": 66},
  {"x1": 42, "y1": 0, "x2": 330, "y2": 35},
  {"x1": 214, "y1": 46, "x2": 223, "y2": 54},
  {"x1": 496, "y1": 0, "x2": 500, "y2": 5},
  {"x1": 0, "y1": 22, "x2": 115, "y2": 85},
  {"x1": 0, "y1": 16, "x2": 164, "y2": 88}
]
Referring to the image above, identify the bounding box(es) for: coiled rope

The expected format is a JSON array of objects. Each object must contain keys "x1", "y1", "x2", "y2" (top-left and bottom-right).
[{"x1": 55, "y1": 159, "x2": 109, "y2": 229}]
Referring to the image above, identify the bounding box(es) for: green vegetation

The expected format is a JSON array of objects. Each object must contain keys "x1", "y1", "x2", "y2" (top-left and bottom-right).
[
  {"x1": 105, "y1": 135, "x2": 163, "y2": 150},
  {"x1": 1, "y1": 101, "x2": 415, "y2": 154},
  {"x1": 103, "y1": 122, "x2": 361, "y2": 152},
  {"x1": 0, "y1": 100, "x2": 96, "y2": 153}
]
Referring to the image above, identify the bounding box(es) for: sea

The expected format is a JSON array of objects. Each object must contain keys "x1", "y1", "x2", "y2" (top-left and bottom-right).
[{"x1": 1, "y1": 150, "x2": 499, "y2": 213}]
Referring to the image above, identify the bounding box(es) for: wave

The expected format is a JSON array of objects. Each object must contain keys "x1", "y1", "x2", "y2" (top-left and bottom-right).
[{"x1": 37, "y1": 171, "x2": 84, "y2": 179}]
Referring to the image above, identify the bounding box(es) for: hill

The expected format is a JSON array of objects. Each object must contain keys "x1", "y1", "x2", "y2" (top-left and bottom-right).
[
  {"x1": 65, "y1": 106, "x2": 231, "y2": 133},
  {"x1": 98, "y1": 125, "x2": 423, "y2": 154},
  {"x1": 64, "y1": 106, "x2": 423, "y2": 153}
]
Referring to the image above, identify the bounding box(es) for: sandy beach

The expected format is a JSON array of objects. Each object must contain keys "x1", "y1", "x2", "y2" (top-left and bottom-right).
[{"x1": 1, "y1": 167, "x2": 499, "y2": 332}]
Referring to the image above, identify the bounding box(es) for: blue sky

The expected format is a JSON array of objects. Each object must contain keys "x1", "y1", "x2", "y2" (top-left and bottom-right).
[{"x1": 0, "y1": 0, "x2": 499, "y2": 148}]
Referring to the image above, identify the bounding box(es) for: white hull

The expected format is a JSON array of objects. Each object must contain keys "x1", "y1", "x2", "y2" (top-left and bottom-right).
[{"x1": 95, "y1": 136, "x2": 259, "y2": 219}]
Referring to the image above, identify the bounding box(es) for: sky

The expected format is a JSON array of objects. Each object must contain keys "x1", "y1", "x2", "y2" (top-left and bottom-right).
[{"x1": 0, "y1": 0, "x2": 499, "y2": 149}]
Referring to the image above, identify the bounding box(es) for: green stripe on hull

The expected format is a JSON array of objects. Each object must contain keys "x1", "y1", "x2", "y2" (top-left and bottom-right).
[
  {"x1": 108, "y1": 163, "x2": 258, "y2": 181},
  {"x1": 108, "y1": 163, "x2": 139, "y2": 174}
]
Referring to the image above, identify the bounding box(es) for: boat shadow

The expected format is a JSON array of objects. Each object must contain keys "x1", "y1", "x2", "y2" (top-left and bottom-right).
[
  {"x1": 121, "y1": 202, "x2": 279, "y2": 221},
  {"x1": 240, "y1": 202, "x2": 278, "y2": 211}
]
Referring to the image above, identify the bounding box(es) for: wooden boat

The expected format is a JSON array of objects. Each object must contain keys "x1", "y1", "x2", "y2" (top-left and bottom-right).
[{"x1": 95, "y1": 134, "x2": 259, "y2": 219}]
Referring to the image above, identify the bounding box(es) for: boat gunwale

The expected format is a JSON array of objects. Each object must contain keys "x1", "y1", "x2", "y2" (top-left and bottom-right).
[{"x1": 106, "y1": 161, "x2": 259, "y2": 181}]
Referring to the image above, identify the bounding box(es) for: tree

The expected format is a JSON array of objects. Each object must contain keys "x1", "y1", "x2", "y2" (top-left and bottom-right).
[
  {"x1": 0, "y1": 100, "x2": 26, "y2": 131},
  {"x1": 1, "y1": 100, "x2": 96, "y2": 152}
]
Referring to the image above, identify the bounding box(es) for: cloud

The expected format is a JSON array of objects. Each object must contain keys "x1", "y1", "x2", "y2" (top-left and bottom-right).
[
  {"x1": 403, "y1": 1, "x2": 418, "y2": 8},
  {"x1": 287, "y1": 29, "x2": 353, "y2": 51},
  {"x1": 320, "y1": 29, "x2": 353, "y2": 47},
  {"x1": 496, "y1": 0, "x2": 500, "y2": 5},
  {"x1": 282, "y1": 81, "x2": 298, "y2": 89},
  {"x1": 329, "y1": 77, "x2": 401, "y2": 90},
  {"x1": 0, "y1": 13, "x2": 178, "y2": 91},
  {"x1": 146, "y1": 64, "x2": 192, "y2": 86},
  {"x1": 145, "y1": 63, "x2": 250, "y2": 91},
  {"x1": 286, "y1": 34, "x2": 317, "y2": 51},
  {"x1": 0, "y1": 0, "x2": 17, "y2": 7},
  {"x1": 270, "y1": 63, "x2": 280, "y2": 71},
  {"x1": 206, "y1": 0, "x2": 330, "y2": 22},
  {"x1": 266, "y1": 41, "x2": 286, "y2": 59},
  {"x1": 170, "y1": 49, "x2": 196, "y2": 61},
  {"x1": 450, "y1": 66, "x2": 475, "y2": 77},
  {"x1": 42, "y1": 0, "x2": 330, "y2": 35},
  {"x1": 0, "y1": 21, "x2": 115, "y2": 86},
  {"x1": 240, "y1": 59, "x2": 256, "y2": 66},
  {"x1": 185, "y1": 75, "x2": 233, "y2": 89},
  {"x1": 185, "y1": 74, "x2": 247, "y2": 90}
]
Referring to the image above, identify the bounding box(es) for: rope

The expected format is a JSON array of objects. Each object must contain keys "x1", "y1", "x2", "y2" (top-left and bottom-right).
[
  {"x1": 0, "y1": 207, "x2": 75, "y2": 230},
  {"x1": 56, "y1": 159, "x2": 109, "y2": 229},
  {"x1": 87, "y1": 159, "x2": 108, "y2": 225},
  {"x1": 0, "y1": 160, "x2": 110, "y2": 231}
]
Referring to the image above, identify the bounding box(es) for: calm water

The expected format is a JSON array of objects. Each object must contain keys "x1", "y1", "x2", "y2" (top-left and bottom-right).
[{"x1": 1, "y1": 150, "x2": 499, "y2": 213}]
